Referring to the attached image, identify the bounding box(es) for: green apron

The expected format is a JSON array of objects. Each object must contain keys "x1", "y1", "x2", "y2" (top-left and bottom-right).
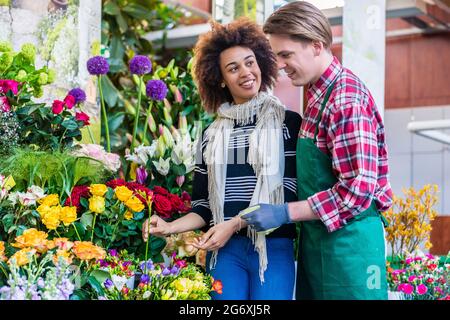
[{"x1": 296, "y1": 80, "x2": 388, "y2": 300}]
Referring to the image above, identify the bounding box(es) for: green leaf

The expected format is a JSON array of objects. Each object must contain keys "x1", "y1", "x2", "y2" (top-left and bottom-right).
[
  {"x1": 70, "y1": 289, "x2": 90, "y2": 300},
  {"x1": 180, "y1": 105, "x2": 195, "y2": 116},
  {"x1": 171, "y1": 164, "x2": 186, "y2": 176},
  {"x1": 87, "y1": 275, "x2": 105, "y2": 297},
  {"x1": 108, "y1": 112, "x2": 125, "y2": 132},
  {"x1": 80, "y1": 212, "x2": 94, "y2": 229},
  {"x1": 122, "y1": 3, "x2": 152, "y2": 20},
  {"x1": 61, "y1": 119, "x2": 78, "y2": 131},
  {"x1": 150, "y1": 236, "x2": 166, "y2": 256},
  {"x1": 103, "y1": 1, "x2": 120, "y2": 15},
  {"x1": 101, "y1": 75, "x2": 119, "y2": 107},
  {"x1": 115, "y1": 13, "x2": 128, "y2": 34},
  {"x1": 80, "y1": 197, "x2": 89, "y2": 209},
  {"x1": 90, "y1": 269, "x2": 110, "y2": 286}
]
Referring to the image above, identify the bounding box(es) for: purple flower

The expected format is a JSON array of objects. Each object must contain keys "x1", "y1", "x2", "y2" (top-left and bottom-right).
[
  {"x1": 99, "y1": 259, "x2": 109, "y2": 268},
  {"x1": 140, "y1": 260, "x2": 154, "y2": 272},
  {"x1": 129, "y1": 55, "x2": 152, "y2": 75},
  {"x1": 108, "y1": 249, "x2": 118, "y2": 257},
  {"x1": 136, "y1": 167, "x2": 148, "y2": 185},
  {"x1": 122, "y1": 261, "x2": 132, "y2": 268},
  {"x1": 162, "y1": 267, "x2": 171, "y2": 276},
  {"x1": 104, "y1": 279, "x2": 114, "y2": 290},
  {"x1": 87, "y1": 56, "x2": 109, "y2": 75},
  {"x1": 170, "y1": 265, "x2": 179, "y2": 276},
  {"x1": 68, "y1": 88, "x2": 87, "y2": 104},
  {"x1": 146, "y1": 79, "x2": 168, "y2": 101},
  {"x1": 140, "y1": 274, "x2": 150, "y2": 284}
]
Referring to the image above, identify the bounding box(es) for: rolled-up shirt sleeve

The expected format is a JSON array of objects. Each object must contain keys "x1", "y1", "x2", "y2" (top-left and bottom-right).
[{"x1": 307, "y1": 103, "x2": 379, "y2": 232}]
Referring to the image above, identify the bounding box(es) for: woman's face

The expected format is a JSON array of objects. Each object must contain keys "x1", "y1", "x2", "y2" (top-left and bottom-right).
[{"x1": 219, "y1": 46, "x2": 262, "y2": 104}]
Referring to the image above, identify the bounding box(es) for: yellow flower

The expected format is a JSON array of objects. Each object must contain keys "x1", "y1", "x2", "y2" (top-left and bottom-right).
[
  {"x1": 42, "y1": 206, "x2": 61, "y2": 230},
  {"x1": 36, "y1": 204, "x2": 51, "y2": 218},
  {"x1": 115, "y1": 186, "x2": 133, "y2": 202},
  {"x1": 39, "y1": 194, "x2": 59, "y2": 206},
  {"x1": 125, "y1": 196, "x2": 145, "y2": 213},
  {"x1": 72, "y1": 241, "x2": 106, "y2": 260},
  {"x1": 124, "y1": 210, "x2": 134, "y2": 220},
  {"x1": 12, "y1": 228, "x2": 49, "y2": 252},
  {"x1": 8, "y1": 248, "x2": 37, "y2": 266},
  {"x1": 60, "y1": 206, "x2": 77, "y2": 226},
  {"x1": 89, "y1": 196, "x2": 105, "y2": 214},
  {"x1": 89, "y1": 184, "x2": 108, "y2": 197}
]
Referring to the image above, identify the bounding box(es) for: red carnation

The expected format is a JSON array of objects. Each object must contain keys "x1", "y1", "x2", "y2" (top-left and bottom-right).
[{"x1": 153, "y1": 194, "x2": 173, "y2": 219}]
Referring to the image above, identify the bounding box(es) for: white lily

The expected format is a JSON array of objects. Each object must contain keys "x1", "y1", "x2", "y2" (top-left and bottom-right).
[{"x1": 153, "y1": 157, "x2": 170, "y2": 176}]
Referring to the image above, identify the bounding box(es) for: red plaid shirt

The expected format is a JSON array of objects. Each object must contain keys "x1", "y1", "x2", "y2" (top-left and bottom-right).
[{"x1": 301, "y1": 56, "x2": 393, "y2": 232}]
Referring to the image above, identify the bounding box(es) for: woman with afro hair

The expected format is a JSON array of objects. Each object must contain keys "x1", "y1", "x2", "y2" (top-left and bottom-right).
[{"x1": 144, "y1": 17, "x2": 301, "y2": 300}]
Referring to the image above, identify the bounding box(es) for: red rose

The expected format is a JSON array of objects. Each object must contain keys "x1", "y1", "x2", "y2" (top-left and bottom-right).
[
  {"x1": 106, "y1": 179, "x2": 127, "y2": 189},
  {"x1": 75, "y1": 111, "x2": 90, "y2": 126},
  {"x1": 169, "y1": 193, "x2": 190, "y2": 213},
  {"x1": 153, "y1": 194, "x2": 173, "y2": 219},
  {"x1": 153, "y1": 186, "x2": 169, "y2": 196},
  {"x1": 64, "y1": 95, "x2": 76, "y2": 109},
  {"x1": 65, "y1": 185, "x2": 90, "y2": 212},
  {"x1": 52, "y1": 100, "x2": 65, "y2": 114}
]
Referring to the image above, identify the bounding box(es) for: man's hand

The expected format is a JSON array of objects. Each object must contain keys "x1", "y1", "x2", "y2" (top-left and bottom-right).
[
  {"x1": 241, "y1": 203, "x2": 290, "y2": 231},
  {"x1": 142, "y1": 215, "x2": 173, "y2": 241}
]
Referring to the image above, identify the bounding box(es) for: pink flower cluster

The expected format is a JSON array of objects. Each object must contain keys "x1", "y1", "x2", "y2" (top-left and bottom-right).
[{"x1": 388, "y1": 252, "x2": 449, "y2": 300}]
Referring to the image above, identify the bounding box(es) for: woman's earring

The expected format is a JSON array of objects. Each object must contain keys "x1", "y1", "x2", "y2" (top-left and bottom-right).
[{"x1": 221, "y1": 82, "x2": 226, "y2": 88}]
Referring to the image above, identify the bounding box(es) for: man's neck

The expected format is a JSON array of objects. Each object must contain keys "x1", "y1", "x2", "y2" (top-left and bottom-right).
[{"x1": 310, "y1": 53, "x2": 334, "y2": 85}]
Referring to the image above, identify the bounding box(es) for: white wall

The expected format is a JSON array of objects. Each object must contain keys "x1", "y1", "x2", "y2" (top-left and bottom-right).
[{"x1": 384, "y1": 105, "x2": 450, "y2": 216}]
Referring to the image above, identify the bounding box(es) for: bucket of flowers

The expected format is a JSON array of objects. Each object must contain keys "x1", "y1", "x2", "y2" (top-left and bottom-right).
[{"x1": 387, "y1": 251, "x2": 449, "y2": 300}]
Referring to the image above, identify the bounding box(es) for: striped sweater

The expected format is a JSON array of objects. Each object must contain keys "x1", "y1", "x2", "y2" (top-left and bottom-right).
[{"x1": 191, "y1": 110, "x2": 301, "y2": 239}]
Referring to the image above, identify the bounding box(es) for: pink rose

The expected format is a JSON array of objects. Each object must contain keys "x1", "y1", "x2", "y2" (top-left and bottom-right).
[
  {"x1": 64, "y1": 95, "x2": 76, "y2": 109},
  {"x1": 408, "y1": 275, "x2": 417, "y2": 282},
  {"x1": 0, "y1": 80, "x2": 20, "y2": 95},
  {"x1": 75, "y1": 111, "x2": 90, "y2": 126},
  {"x1": 0, "y1": 96, "x2": 11, "y2": 112},
  {"x1": 52, "y1": 100, "x2": 65, "y2": 114}
]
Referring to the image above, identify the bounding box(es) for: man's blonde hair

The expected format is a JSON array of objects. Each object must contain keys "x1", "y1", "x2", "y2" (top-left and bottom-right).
[{"x1": 263, "y1": 1, "x2": 333, "y2": 49}]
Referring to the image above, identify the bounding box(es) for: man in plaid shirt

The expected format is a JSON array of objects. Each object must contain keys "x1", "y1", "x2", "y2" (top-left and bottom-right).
[{"x1": 242, "y1": 1, "x2": 393, "y2": 299}]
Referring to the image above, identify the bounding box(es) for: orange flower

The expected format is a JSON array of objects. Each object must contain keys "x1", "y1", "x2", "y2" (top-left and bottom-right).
[
  {"x1": 212, "y1": 279, "x2": 223, "y2": 295},
  {"x1": 72, "y1": 241, "x2": 106, "y2": 260},
  {"x1": 12, "y1": 228, "x2": 49, "y2": 253},
  {"x1": 52, "y1": 238, "x2": 74, "y2": 251},
  {"x1": 0, "y1": 241, "x2": 6, "y2": 262},
  {"x1": 8, "y1": 248, "x2": 37, "y2": 266}
]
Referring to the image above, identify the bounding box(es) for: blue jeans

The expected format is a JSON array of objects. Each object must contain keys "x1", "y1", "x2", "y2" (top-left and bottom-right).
[{"x1": 206, "y1": 235, "x2": 295, "y2": 300}]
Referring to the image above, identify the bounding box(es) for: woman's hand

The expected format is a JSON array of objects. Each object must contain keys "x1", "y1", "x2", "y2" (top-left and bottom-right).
[
  {"x1": 142, "y1": 215, "x2": 173, "y2": 241},
  {"x1": 192, "y1": 218, "x2": 241, "y2": 251}
]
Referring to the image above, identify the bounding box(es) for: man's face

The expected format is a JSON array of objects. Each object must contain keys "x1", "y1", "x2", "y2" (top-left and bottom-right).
[{"x1": 268, "y1": 34, "x2": 321, "y2": 87}]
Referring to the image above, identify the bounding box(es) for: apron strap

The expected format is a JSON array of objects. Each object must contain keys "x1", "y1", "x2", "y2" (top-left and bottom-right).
[{"x1": 313, "y1": 79, "x2": 338, "y2": 144}]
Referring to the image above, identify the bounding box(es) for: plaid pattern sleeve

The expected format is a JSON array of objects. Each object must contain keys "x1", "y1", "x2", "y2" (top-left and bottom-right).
[{"x1": 302, "y1": 57, "x2": 393, "y2": 232}]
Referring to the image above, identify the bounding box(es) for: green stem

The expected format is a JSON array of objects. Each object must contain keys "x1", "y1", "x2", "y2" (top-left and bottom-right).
[
  {"x1": 98, "y1": 75, "x2": 111, "y2": 152},
  {"x1": 54, "y1": 229, "x2": 62, "y2": 238},
  {"x1": 131, "y1": 76, "x2": 143, "y2": 153},
  {"x1": 144, "y1": 202, "x2": 152, "y2": 272},
  {"x1": 90, "y1": 213, "x2": 98, "y2": 242},
  {"x1": 0, "y1": 262, "x2": 8, "y2": 278},
  {"x1": 73, "y1": 222, "x2": 82, "y2": 241},
  {"x1": 107, "y1": 209, "x2": 124, "y2": 249},
  {"x1": 142, "y1": 100, "x2": 153, "y2": 145}
]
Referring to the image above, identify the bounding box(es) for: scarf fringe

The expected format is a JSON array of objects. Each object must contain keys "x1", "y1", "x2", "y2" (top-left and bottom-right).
[{"x1": 204, "y1": 92, "x2": 286, "y2": 282}]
